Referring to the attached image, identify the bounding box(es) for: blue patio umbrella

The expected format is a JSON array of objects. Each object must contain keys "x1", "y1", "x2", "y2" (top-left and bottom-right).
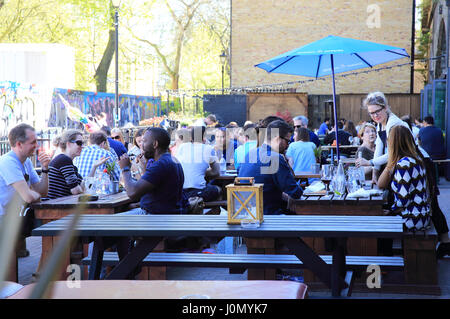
[{"x1": 255, "y1": 35, "x2": 410, "y2": 162}]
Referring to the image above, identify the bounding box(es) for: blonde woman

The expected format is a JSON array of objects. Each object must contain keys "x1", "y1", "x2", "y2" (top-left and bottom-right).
[
  {"x1": 357, "y1": 122, "x2": 376, "y2": 179},
  {"x1": 377, "y1": 125, "x2": 430, "y2": 231},
  {"x1": 47, "y1": 130, "x2": 85, "y2": 198}
]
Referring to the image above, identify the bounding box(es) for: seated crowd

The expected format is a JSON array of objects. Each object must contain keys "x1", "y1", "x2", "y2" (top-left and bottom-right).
[{"x1": 0, "y1": 91, "x2": 449, "y2": 258}]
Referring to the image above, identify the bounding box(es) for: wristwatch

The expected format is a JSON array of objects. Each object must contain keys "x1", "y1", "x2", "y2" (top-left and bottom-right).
[
  {"x1": 122, "y1": 166, "x2": 131, "y2": 172},
  {"x1": 41, "y1": 169, "x2": 49, "y2": 174}
]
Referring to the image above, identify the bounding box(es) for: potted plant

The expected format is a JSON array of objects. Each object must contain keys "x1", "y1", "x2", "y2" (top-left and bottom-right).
[{"x1": 105, "y1": 162, "x2": 119, "y2": 193}]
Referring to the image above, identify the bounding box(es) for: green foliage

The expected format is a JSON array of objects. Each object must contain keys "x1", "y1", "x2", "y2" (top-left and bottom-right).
[{"x1": 0, "y1": 0, "x2": 230, "y2": 98}]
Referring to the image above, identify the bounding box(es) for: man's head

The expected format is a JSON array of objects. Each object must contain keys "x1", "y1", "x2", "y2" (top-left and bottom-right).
[
  {"x1": 205, "y1": 114, "x2": 216, "y2": 126},
  {"x1": 89, "y1": 131, "x2": 108, "y2": 148},
  {"x1": 142, "y1": 127, "x2": 171, "y2": 159},
  {"x1": 324, "y1": 117, "x2": 330, "y2": 124},
  {"x1": 266, "y1": 120, "x2": 294, "y2": 153},
  {"x1": 423, "y1": 115, "x2": 434, "y2": 126},
  {"x1": 293, "y1": 115, "x2": 308, "y2": 129},
  {"x1": 9, "y1": 123, "x2": 37, "y2": 158}
]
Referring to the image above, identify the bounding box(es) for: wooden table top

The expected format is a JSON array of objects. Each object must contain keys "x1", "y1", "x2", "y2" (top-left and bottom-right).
[
  {"x1": 294, "y1": 171, "x2": 321, "y2": 179},
  {"x1": 321, "y1": 145, "x2": 360, "y2": 150},
  {"x1": 31, "y1": 191, "x2": 132, "y2": 210},
  {"x1": 32, "y1": 214, "x2": 404, "y2": 239},
  {"x1": 7, "y1": 280, "x2": 307, "y2": 299}
]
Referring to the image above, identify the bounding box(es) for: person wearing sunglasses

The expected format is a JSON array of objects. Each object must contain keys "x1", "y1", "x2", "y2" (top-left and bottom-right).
[
  {"x1": 47, "y1": 130, "x2": 95, "y2": 199},
  {"x1": 100, "y1": 126, "x2": 127, "y2": 158},
  {"x1": 111, "y1": 128, "x2": 130, "y2": 151}
]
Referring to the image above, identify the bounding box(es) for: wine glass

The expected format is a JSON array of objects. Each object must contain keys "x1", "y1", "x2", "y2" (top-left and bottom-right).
[{"x1": 321, "y1": 164, "x2": 334, "y2": 193}]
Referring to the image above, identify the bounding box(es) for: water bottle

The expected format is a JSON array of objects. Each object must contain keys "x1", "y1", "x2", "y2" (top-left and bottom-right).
[
  {"x1": 332, "y1": 162, "x2": 346, "y2": 196},
  {"x1": 219, "y1": 156, "x2": 226, "y2": 173},
  {"x1": 101, "y1": 169, "x2": 111, "y2": 195}
]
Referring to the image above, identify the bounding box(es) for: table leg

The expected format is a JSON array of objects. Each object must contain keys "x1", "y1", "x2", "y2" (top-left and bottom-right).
[
  {"x1": 88, "y1": 237, "x2": 109, "y2": 280},
  {"x1": 280, "y1": 237, "x2": 347, "y2": 295},
  {"x1": 331, "y1": 237, "x2": 347, "y2": 297},
  {"x1": 106, "y1": 237, "x2": 163, "y2": 280}
]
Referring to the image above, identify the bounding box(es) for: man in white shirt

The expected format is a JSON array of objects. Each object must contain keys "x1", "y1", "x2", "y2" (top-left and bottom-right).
[{"x1": 176, "y1": 126, "x2": 221, "y2": 202}]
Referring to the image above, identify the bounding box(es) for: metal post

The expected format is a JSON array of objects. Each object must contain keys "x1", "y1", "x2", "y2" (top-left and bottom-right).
[
  {"x1": 221, "y1": 64, "x2": 224, "y2": 95},
  {"x1": 114, "y1": 9, "x2": 119, "y2": 128}
]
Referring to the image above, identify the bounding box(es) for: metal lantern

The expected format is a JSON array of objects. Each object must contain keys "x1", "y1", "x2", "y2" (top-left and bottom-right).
[{"x1": 226, "y1": 177, "x2": 264, "y2": 225}]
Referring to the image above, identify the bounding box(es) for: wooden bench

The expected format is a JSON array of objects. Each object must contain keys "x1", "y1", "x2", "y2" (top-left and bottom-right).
[
  {"x1": 82, "y1": 251, "x2": 404, "y2": 269},
  {"x1": 403, "y1": 225, "x2": 439, "y2": 286},
  {"x1": 81, "y1": 251, "x2": 404, "y2": 290}
]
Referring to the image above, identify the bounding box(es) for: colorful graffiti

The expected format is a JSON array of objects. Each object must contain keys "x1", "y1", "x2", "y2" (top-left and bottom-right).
[
  {"x1": 48, "y1": 88, "x2": 162, "y2": 129},
  {"x1": 0, "y1": 81, "x2": 38, "y2": 136}
]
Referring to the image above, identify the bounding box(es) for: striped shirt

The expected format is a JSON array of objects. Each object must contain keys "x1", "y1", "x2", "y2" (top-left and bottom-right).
[
  {"x1": 74, "y1": 145, "x2": 120, "y2": 181},
  {"x1": 48, "y1": 154, "x2": 83, "y2": 199}
]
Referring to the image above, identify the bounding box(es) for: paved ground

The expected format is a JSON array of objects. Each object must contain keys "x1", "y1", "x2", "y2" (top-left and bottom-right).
[{"x1": 16, "y1": 178, "x2": 450, "y2": 299}]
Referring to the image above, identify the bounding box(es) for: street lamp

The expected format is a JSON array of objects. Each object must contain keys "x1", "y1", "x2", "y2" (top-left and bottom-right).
[
  {"x1": 220, "y1": 51, "x2": 227, "y2": 94},
  {"x1": 112, "y1": 0, "x2": 121, "y2": 128}
]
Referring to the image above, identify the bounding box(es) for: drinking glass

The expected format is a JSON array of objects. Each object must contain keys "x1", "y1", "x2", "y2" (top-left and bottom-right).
[{"x1": 321, "y1": 164, "x2": 334, "y2": 193}]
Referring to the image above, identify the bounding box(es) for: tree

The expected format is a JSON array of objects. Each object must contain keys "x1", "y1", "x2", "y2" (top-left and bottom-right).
[{"x1": 129, "y1": 0, "x2": 205, "y2": 90}]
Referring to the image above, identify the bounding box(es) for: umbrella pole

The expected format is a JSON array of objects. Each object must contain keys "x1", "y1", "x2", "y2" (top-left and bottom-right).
[{"x1": 330, "y1": 55, "x2": 340, "y2": 164}]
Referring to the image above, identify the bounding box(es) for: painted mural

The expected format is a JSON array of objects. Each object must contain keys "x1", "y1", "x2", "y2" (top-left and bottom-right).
[{"x1": 48, "y1": 88, "x2": 161, "y2": 129}]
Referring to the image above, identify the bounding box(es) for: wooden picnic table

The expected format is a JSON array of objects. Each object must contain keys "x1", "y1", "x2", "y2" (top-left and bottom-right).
[
  {"x1": 7, "y1": 280, "x2": 308, "y2": 299},
  {"x1": 32, "y1": 214, "x2": 403, "y2": 297},
  {"x1": 31, "y1": 191, "x2": 134, "y2": 279}
]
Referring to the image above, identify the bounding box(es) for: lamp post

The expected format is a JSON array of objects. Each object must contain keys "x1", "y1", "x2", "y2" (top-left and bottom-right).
[
  {"x1": 112, "y1": 0, "x2": 121, "y2": 128},
  {"x1": 220, "y1": 51, "x2": 227, "y2": 94}
]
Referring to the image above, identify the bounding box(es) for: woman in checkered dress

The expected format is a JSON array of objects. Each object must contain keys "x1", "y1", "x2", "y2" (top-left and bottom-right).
[{"x1": 377, "y1": 125, "x2": 431, "y2": 232}]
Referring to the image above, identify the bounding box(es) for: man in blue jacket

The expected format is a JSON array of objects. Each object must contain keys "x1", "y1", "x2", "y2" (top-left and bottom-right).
[{"x1": 238, "y1": 120, "x2": 302, "y2": 215}]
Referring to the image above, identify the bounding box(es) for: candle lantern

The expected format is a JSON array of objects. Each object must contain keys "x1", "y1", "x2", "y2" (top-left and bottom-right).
[{"x1": 226, "y1": 177, "x2": 264, "y2": 225}]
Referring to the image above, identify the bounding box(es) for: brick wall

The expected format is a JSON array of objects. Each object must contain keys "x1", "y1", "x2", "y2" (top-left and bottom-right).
[{"x1": 231, "y1": 0, "x2": 413, "y2": 94}]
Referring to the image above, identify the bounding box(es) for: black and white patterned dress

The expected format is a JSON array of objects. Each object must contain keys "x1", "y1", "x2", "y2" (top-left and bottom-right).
[{"x1": 390, "y1": 156, "x2": 431, "y2": 231}]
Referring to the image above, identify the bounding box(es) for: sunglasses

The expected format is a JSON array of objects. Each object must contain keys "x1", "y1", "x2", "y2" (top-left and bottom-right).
[
  {"x1": 24, "y1": 173, "x2": 29, "y2": 182},
  {"x1": 294, "y1": 125, "x2": 302, "y2": 129},
  {"x1": 70, "y1": 140, "x2": 84, "y2": 146},
  {"x1": 112, "y1": 136, "x2": 121, "y2": 140}
]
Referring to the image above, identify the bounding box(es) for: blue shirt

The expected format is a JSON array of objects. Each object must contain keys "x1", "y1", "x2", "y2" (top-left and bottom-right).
[
  {"x1": 234, "y1": 140, "x2": 257, "y2": 171},
  {"x1": 140, "y1": 153, "x2": 185, "y2": 214},
  {"x1": 318, "y1": 122, "x2": 328, "y2": 135},
  {"x1": 0, "y1": 151, "x2": 40, "y2": 215},
  {"x1": 238, "y1": 144, "x2": 302, "y2": 215},
  {"x1": 418, "y1": 126, "x2": 445, "y2": 160},
  {"x1": 108, "y1": 137, "x2": 127, "y2": 158},
  {"x1": 286, "y1": 141, "x2": 317, "y2": 172}
]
